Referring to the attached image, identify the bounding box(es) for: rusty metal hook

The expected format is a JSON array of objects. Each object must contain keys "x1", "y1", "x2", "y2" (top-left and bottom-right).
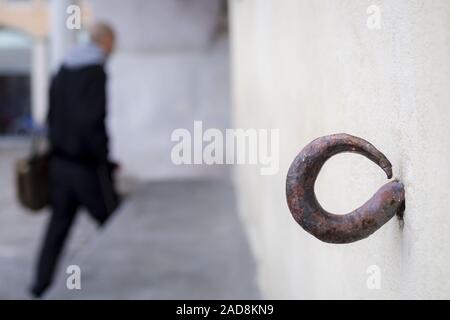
[{"x1": 286, "y1": 133, "x2": 405, "y2": 244}]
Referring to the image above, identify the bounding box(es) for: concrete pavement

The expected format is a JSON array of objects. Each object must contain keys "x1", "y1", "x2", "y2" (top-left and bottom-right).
[
  {"x1": 47, "y1": 179, "x2": 260, "y2": 299},
  {"x1": 0, "y1": 139, "x2": 260, "y2": 299}
]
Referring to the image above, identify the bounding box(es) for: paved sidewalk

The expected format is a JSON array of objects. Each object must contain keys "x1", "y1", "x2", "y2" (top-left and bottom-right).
[
  {"x1": 47, "y1": 179, "x2": 260, "y2": 299},
  {"x1": 0, "y1": 138, "x2": 97, "y2": 299},
  {"x1": 0, "y1": 139, "x2": 260, "y2": 299}
]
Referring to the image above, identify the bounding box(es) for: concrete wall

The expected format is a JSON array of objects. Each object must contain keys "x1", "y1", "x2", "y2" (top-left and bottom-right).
[
  {"x1": 89, "y1": 0, "x2": 230, "y2": 179},
  {"x1": 230, "y1": 0, "x2": 450, "y2": 299}
]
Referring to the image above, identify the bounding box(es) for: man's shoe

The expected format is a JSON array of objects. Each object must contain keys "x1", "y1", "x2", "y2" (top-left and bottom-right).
[{"x1": 29, "y1": 284, "x2": 47, "y2": 299}]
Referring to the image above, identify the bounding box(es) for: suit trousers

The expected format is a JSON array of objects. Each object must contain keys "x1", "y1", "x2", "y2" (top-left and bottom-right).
[{"x1": 31, "y1": 157, "x2": 117, "y2": 297}]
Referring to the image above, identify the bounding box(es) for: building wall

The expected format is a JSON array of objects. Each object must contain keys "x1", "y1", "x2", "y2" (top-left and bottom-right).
[
  {"x1": 90, "y1": 0, "x2": 230, "y2": 179},
  {"x1": 230, "y1": 0, "x2": 450, "y2": 299}
]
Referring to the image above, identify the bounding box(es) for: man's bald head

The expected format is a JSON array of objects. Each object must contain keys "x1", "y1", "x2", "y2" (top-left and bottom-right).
[{"x1": 89, "y1": 22, "x2": 116, "y2": 56}]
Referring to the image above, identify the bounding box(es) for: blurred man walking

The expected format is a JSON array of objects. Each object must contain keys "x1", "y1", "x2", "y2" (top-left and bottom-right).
[{"x1": 31, "y1": 22, "x2": 120, "y2": 298}]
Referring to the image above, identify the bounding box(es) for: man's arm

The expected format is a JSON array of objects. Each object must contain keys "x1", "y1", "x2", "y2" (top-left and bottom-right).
[{"x1": 82, "y1": 68, "x2": 109, "y2": 165}]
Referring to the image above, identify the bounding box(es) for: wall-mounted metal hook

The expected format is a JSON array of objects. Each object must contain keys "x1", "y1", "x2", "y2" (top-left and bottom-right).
[{"x1": 286, "y1": 133, "x2": 405, "y2": 244}]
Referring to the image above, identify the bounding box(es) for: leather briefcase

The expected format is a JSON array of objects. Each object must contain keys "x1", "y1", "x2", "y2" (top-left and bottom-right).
[{"x1": 16, "y1": 132, "x2": 50, "y2": 212}]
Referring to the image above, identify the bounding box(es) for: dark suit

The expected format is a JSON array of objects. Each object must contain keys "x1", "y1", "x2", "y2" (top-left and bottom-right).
[{"x1": 31, "y1": 64, "x2": 119, "y2": 297}]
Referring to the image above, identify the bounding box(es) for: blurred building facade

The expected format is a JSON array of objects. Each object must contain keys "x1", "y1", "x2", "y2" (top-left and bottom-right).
[
  {"x1": 88, "y1": 0, "x2": 230, "y2": 179},
  {"x1": 0, "y1": 1, "x2": 243, "y2": 300},
  {"x1": 0, "y1": 29, "x2": 31, "y2": 135},
  {"x1": 0, "y1": 0, "x2": 230, "y2": 179}
]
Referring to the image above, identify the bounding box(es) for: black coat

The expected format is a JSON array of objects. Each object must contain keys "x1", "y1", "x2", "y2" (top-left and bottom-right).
[{"x1": 47, "y1": 64, "x2": 109, "y2": 166}]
